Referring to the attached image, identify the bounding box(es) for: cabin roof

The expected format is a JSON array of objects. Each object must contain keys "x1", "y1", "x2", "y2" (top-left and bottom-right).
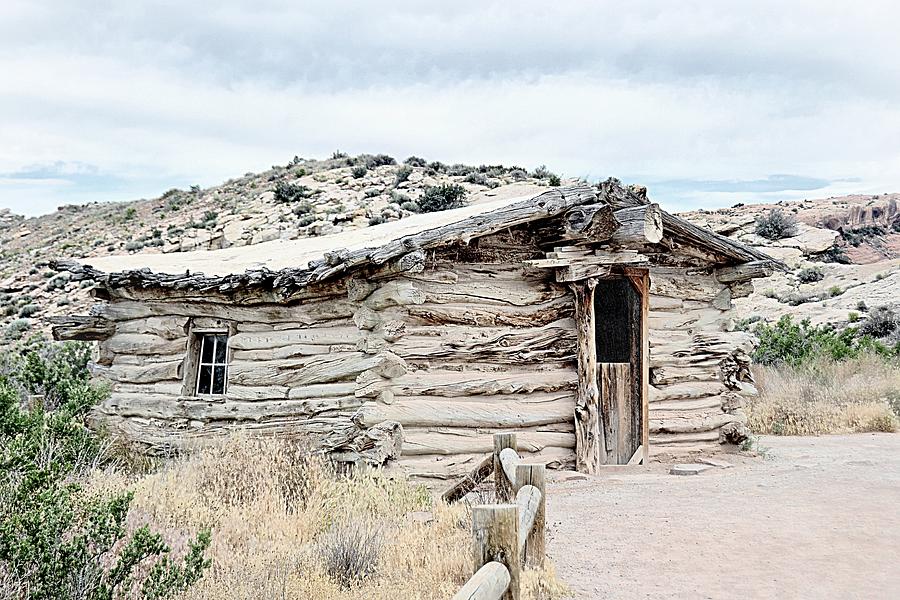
[{"x1": 53, "y1": 180, "x2": 775, "y2": 294}]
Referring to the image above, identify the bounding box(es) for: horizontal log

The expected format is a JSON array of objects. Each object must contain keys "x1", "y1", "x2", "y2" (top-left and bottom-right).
[
  {"x1": 94, "y1": 413, "x2": 356, "y2": 453},
  {"x1": 714, "y1": 260, "x2": 774, "y2": 283},
  {"x1": 100, "y1": 393, "x2": 361, "y2": 421},
  {"x1": 399, "y1": 446, "x2": 574, "y2": 481},
  {"x1": 228, "y1": 352, "x2": 380, "y2": 386},
  {"x1": 95, "y1": 299, "x2": 354, "y2": 324},
  {"x1": 354, "y1": 368, "x2": 575, "y2": 399},
  {"x1": 649, "y1": 382, "x2": 728, "y2": 403},
  {"x1": 650, "y1": 413, "x2": 742, "y2": 434},
  {"x1": 228, "y1": 327, "x2": 362, "y2": 350},
  {"x1": 104, "y1": 333, "x2": 187, "y2": 356},
  {"x1": 389, "y1": 319, "x2": 576, "y2": 363},
  {"x1": 451, "y1": 562, "x2": 510, "y2": 600},
  {"x1": 357, "y1": 394, "x2": 575, "y2": 428},
  {"x1": 409, "y1": 277, "x2": 568, "y2": 308},
  {"x1": 402, "y1": 429, "x2": 574, "y2": 456},
  {"x1": 649, "y1": 268, "x2": 726, "y2": 301},
  {"x1": 49, "y1": 315, "x2": 116, "y2": 341},
  {"x1": 115, "y1": 316, "x2": 188, "y2": 339},
  {"x1": 407, "y1": 296, "x2": 573, "y2": 327},
  {"x1": 106, "y1": 360, "x2": 182, "y2": 384}
]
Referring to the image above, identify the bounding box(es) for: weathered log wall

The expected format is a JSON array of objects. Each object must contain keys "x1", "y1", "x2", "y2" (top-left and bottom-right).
[
  {"x1": 646, "y1": 266, "x2": 756, "y2": 454},
  {"x1": 84, "y1": 226, "x2": 759, "y2": 474},
  {"x1": 87, "y1": 235, "x2": 580, "y2": 480}
]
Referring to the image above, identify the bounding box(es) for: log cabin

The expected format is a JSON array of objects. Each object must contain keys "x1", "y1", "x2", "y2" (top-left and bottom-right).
[{"x1": 51, "y1": 179, "x2": 776, "y2": 481}]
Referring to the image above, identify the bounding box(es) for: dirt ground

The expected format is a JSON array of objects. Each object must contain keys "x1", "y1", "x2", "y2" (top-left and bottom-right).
[{"x1": 546, "y1": 434, "x2": 900, "y2": 599}]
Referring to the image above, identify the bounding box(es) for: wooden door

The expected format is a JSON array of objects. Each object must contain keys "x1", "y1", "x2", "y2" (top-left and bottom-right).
[
  {"x1": 593, "y1": 278, "x2": 643, "y2": 464},
  {"x1": 571, "y1": 273, "x2": 648, "y2": 472}
]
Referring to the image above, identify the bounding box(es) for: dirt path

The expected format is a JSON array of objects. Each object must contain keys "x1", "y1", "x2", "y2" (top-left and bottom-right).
[{"x1": 546, "y1": 434, "x2": 900, "y2": 599}]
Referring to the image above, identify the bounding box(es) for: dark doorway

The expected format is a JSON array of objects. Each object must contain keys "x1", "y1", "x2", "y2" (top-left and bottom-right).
[{"x1": 593, "y1": 278, "x2": 643, "y2": 464}]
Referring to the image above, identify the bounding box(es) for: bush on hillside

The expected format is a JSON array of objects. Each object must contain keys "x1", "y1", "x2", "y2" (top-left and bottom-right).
[
  {"x1": 755, "y1": 208, "x2": 798, "y2": 240},
  {"x1": 0, "y1": 340, "x2": 211, "y2": 599},
  {"x1": 797, "y1": 266, "x2": 824, "y2": 283},
  {"x1": 273, "y1": 182, "x2": 320, "y2": 204},
  {"x1": 752, "y1": 315, "x2": 899, "y2": 367},
  {"x1": 859, "y1": 305, "x2": 900, "y2": 338},
  {"x1": 351, "y1": 165, "x2": 368, "y2": 179},
  {"x1": 418, "y1": 184, "x2": 467, "y2": 213}
]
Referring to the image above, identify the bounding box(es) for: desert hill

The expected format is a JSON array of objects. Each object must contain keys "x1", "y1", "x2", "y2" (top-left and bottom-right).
[{"x1": 1, "y1": 153, "x2": 898, "y2": 342}]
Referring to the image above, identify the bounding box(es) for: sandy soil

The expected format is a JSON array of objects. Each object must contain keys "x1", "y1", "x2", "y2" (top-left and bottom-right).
[{"x1": 546, "y1": 434, "x2": 900, "y2": 599}]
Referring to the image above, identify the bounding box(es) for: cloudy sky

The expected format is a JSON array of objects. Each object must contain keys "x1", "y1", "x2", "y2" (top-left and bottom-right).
[{"x1": 2, "y1": 1, "x2": 899, "y2": 216}]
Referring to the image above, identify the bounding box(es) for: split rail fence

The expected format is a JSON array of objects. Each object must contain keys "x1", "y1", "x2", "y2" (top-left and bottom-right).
[{"x1": 448, "y1": 433, "x2": 546, "y2": 600}]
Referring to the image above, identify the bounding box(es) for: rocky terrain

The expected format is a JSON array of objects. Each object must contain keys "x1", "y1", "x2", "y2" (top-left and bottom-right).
[
  {"x1": 1, "y1": 152, "x2": 898, "y2": 342},
  {"x1": 683, "y1": 193, "x2": 900, "y2": 327},
  {"x1": 0, "y1": 153, "x2": 560, "y2": 342}
]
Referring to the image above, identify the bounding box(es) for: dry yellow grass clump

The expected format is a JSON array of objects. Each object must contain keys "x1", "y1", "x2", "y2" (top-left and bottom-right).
[
  {"x1": 749, "y1": 354, "x2": 900, "y2": 435},
  {"x1": 85, "y1": 435, "x2": 567, "y2": 600}
]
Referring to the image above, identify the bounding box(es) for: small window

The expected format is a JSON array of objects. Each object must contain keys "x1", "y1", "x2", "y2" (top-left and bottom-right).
[{"x1": 195, "y1": 333, "x2": 229, "y2": 395}]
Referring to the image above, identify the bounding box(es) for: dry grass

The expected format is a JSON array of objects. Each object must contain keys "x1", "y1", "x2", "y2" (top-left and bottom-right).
[
  {"x1": 749, "y1": 353, "x2": 900, "y2": 435},
  {"x1": 85, "y1": 434, "x2": 568, "y2": 599}
]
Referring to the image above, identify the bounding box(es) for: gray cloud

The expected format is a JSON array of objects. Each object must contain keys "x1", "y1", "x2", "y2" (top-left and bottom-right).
[{"x1": 1, "y1": 1, "x2": 899, "y2": 215}]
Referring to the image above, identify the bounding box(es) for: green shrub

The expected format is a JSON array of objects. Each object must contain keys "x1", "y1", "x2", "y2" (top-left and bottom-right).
[
  {"x1": 18, "y1": 303, "x2": 40, "y2": 318},
  {"x1": 393, "y1": 165, "x2": 413, "y2": 186},
  {"x1": 0, "y1": 341, "x2": 211, "y2": 598},
  {"x1": 351, "y1": 165, "x2": 368, "y2": 179},
  {"x1": 400, "y1": 201, "x2": 420, "y2": 213},
  {"x1": 273, "y1": 182, "x2": 320, "y2": 203},
  {"x1": 842, "y1": 225, "x2": 886, "y2": 247},
  {"x1": 123, "y1": 207, "x2": 137, "y2": 221},
  {"x1": 797, "y1": 266, "x2": 824, "y2": 283},
  {"x1": 363, "y1": 154, "x2": 396, "y2": 168},
  {"x1": 859, "y1": 305, "x2": 899, "y2": 338},
  {"x1": 4, "y1": 319, "x2": 30, "y2": 341},
  {"x1": 752, "y1": 315, "x2": 898, "y2": 367},
  {"x1": 418, "y1": 184, "x2": 467, "y2": 213},
  {"x1": 464, "y1": 172, "x2": 488, "y2": 185},
  {"x1": 848, "y1": 312, "x2": 861, "y2": 323},
  {"x1": 548, "y1": 174, "x2": 561, "y2": 186},
  {"x1": 403, "y1": 156, "x2": 427, "y2": 167},
  {"x1": 755, "y1": 208, "x2": 798, "y2": 240},
  {"x1": 829, "y1": 285, "x2": 843, "y2": 297},
  {"x1": 818, "y1": 244, "x2": 851, "y2": 264}
]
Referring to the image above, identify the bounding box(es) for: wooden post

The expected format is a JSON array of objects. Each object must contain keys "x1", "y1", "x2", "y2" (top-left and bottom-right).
[
  {"x1": 472, "y1": 504, "x2": 520, "y2": 600},
  {"x1": 514, "y1": 463, "x2": 546, "y2": 567},
  {"x1": 493, "y1": 433, "x2": 517, "y2": 502},
  {"x1": 640, "y1": 270, "x2": 650, "y2": 464},
  {"x1": 571, "y1": 279, "x2": 600, "y2": 474}
]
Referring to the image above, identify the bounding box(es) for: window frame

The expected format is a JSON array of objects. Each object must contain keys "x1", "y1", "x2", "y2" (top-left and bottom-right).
[
  {"x1": 181, "y1": 318, "x2": 234, "y2": 398},
  {"x1": 194, "y1": 333, "x2": 229, "y2": 396}
]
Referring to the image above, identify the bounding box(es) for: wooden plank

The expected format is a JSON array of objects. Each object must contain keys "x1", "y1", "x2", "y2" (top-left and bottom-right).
[
  {"x1": 627, "y1": 445, "x2": 644, "y2": 465},
  {"x1": 599, "y1": 362, "x2": 630, "y2": 465}
]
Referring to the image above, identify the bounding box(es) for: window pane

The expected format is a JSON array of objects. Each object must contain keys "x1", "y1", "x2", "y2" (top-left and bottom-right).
[
  {"x1": 214, "y1": 335, "x2": 228, "y2": 364},
  {"x1": 200, "y1": 335, "x2": 214, "y2": 363},
  {"x1": 197, "y1": 365, "x2": 212, "y2": 394},
  {"x1": 212, "y1": 366, "x2": 227, "y2": 395}
]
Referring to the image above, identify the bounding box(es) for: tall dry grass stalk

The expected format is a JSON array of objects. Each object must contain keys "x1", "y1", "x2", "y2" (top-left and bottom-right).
[
  {"x1": 84, "y1": 434, "x2": 568, "y2": 600},
  {"x1": 749, "y1": 353, "x2": 900, "y2": 435}
]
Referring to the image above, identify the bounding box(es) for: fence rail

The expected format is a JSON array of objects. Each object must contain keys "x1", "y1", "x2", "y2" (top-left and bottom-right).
[{"x1": 449, "y1": 433, "x2": 547, "y2": 600}]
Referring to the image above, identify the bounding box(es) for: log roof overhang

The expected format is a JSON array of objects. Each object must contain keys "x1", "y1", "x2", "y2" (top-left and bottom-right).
[{"x1": 52, "y1": 179, "x2": 777, "y2": 297}]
